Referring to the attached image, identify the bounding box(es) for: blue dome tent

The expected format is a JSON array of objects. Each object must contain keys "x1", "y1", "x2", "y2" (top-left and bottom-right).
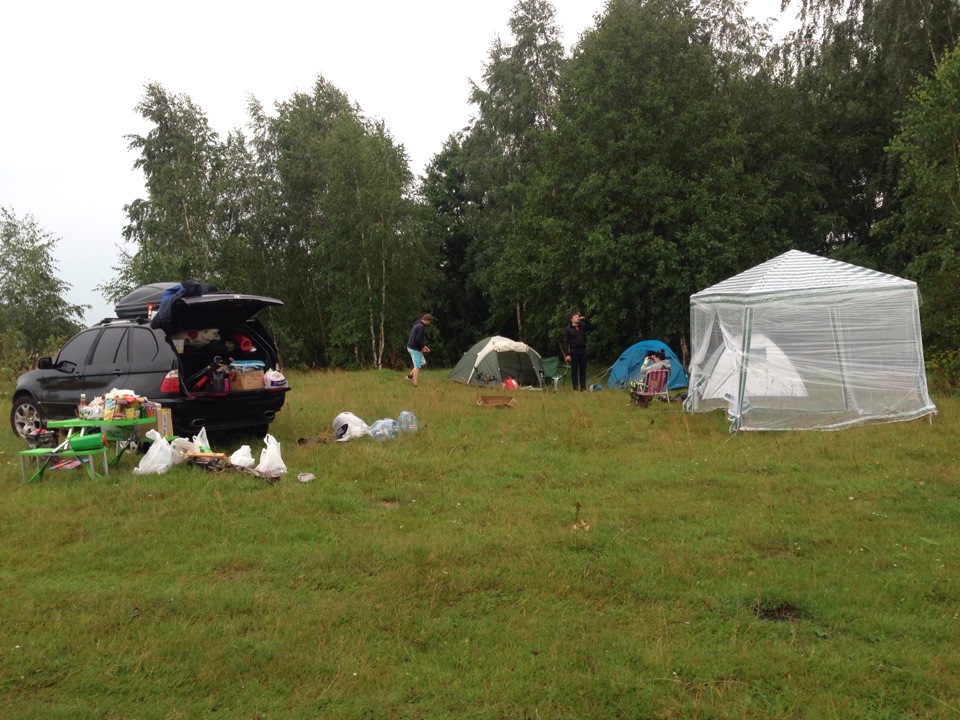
[{"x1": 607, "y1": 340, "x2": 689, "y2": 391}]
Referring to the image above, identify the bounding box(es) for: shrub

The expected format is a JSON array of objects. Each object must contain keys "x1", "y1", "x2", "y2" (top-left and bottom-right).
[{"x1": 926, "y1": 349, "x2": 960, "y2": 395}]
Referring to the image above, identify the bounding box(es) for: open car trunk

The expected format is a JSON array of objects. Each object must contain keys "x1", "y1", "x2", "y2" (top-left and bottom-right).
[{"x1": 114, "y1": 284, "x2": 289, "y2": 436}]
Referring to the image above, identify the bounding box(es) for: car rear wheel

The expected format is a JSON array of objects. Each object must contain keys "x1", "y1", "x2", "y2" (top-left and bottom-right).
[{"x1": 11, "y1": 396, "x2": 45, "y2": 438}]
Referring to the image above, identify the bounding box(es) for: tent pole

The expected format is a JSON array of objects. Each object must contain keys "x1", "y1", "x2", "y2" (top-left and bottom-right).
[
  {"x1": 829, "y1": 306, "x2": 854, "y2": 411},
  {"x1": 732, "y1": 307, "x2": 754, "y2": 432}
]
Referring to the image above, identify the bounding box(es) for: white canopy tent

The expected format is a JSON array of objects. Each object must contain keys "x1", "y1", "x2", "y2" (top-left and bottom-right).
[{"x1": 684, "y1": 250, "x2": 937, "y2": 431}]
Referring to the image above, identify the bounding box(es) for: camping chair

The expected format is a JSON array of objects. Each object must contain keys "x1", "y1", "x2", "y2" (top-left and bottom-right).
[
  {"x1": 630, "y1": 368, "x2": 670, "y2": 408},
  {"x1": 540, "y1": 356, "x2": 569, "y2": 391}
]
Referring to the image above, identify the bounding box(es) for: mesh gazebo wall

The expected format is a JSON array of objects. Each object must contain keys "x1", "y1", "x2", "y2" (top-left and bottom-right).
[{"x1": 685, "y1": 285, "x2": 936, "y2": 431}]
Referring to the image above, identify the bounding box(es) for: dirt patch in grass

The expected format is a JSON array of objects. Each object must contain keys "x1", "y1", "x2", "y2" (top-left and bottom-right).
[{"x1": 753, "y1": 598, "x2": 809, "y2": 622}]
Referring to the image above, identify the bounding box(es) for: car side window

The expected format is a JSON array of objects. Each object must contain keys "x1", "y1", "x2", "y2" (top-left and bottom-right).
[
  {"x1": 90, "y1": 327, "x2": 128, "y2": 364},
  {"x1": 129, "y1": 328, "x2": 161, "y2": 363},
  {"x1": 56, "y1": 330, "x2": 99, "y2": 366}
]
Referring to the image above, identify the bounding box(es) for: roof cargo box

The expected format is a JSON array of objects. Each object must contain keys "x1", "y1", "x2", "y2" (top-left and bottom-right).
[
  {"x1": 115, "y1": 283, "x2": 283, "y2": 330},
  {"x1": 114, "y1": 282, "x2": 181, "y2": 319}
]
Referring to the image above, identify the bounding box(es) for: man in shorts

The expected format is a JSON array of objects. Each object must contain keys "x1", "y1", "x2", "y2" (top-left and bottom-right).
[{"x1": 406, "y1": 314, "x2": 434, "y2": 388}]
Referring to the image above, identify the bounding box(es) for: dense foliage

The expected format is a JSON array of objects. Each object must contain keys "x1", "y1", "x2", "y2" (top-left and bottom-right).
[
  {"x1": 0, "y1": 209, "x2": 85, "y2": 381},
  {"x1": 23, "y1": 0, "x2": 956, "y2": 370}
]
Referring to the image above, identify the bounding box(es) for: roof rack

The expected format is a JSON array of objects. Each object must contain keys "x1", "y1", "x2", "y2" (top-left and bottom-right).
[{"x1": 96, "y1": 316, "x2": 148, "y2": 326}]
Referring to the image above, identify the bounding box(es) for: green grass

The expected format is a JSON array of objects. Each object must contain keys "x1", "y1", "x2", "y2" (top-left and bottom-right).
[{"x1": 2, "y1": 369, "x2": 959, "y2": 718}]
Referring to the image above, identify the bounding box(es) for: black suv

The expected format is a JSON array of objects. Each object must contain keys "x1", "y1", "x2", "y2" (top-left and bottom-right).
[{"x1": 10, "y1": 283, "x2": 290, "y2": 439}]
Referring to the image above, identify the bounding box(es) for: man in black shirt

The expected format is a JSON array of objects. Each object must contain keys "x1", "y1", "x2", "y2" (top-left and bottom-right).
[{"x1": 563, "y1": 311, "x2": 595, "y2": 391}]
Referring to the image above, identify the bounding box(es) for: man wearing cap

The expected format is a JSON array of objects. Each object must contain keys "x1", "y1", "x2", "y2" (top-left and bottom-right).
[{"x1": 406, "y1": 314, "x2": 434, "y2": 388}]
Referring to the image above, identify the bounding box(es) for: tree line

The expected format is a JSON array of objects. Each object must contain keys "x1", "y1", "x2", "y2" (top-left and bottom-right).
[{"x1": 6, "y1": 0, "x2": 960, "y2": 378}]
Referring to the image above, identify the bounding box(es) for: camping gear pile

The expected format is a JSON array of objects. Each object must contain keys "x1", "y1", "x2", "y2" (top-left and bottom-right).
[{"x1": 684, "y1": 250, "x2": 937, "y2": 431}]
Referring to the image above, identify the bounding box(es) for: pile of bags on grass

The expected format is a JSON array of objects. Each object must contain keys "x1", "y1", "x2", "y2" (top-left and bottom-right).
[
  {"x1": 332, "y1": 410, "x2": 418, "y2": 442},
  {"x1": 134, "y1": 426, "x2": 286, "y2": 480}
]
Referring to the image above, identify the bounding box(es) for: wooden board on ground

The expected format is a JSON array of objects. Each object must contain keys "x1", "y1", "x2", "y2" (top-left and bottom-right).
[
  {"x1": 185, "y1": 452, "x2": 230, "y2": 471},
  {"x1": 477, "y1": 395, "x2": 518, "y2": 408},
  {"x1": 185, "y1": 451, "x2": 280, "y2": 483}
]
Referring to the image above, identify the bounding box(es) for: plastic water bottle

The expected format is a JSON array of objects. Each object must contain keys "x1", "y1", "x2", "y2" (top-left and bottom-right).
[
  {"x1": 398, "y1": 411, "x2": 418, "y2": 432},
  {"x1": 79, "y1": 393, "x2": 87, "y2": 408}
]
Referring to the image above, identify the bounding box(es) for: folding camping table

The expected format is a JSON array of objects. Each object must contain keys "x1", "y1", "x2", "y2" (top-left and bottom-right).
[{"x1": 19, "y1": 416, "x2": 157, "y2": 483}]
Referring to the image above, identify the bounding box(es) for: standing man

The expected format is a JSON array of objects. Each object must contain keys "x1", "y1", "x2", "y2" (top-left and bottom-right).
[
  {"x1": 406, "y1": 314, "x2": 434, "y2": 388},
  {"x1": 563, "y1": 311, "x2": 595, "y2": 392}
]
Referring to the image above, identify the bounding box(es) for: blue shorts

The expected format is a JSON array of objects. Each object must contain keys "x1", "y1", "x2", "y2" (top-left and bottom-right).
[{"x1": 408, "y1": 348, "x2": 426, "y2": 369}]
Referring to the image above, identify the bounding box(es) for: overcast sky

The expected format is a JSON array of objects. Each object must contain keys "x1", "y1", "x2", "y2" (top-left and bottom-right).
[{"x1": 1, "y1": 0, "x2": 788, "y2": 326}]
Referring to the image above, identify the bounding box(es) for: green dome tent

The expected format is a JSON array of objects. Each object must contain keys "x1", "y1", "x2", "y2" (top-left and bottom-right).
[{"x1": 449, "y1": 336, "x2": 544, "y2": 388}]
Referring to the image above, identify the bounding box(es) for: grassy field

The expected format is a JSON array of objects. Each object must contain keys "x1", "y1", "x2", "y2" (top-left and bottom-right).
[{"x1": 1, "y1": 369, "x2": 959, "y2": 719}]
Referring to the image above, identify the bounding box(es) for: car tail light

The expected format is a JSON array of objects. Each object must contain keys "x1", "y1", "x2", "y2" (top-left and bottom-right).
[{"x1": 160, "y1": 370, "x2": 181, "y2": 394}]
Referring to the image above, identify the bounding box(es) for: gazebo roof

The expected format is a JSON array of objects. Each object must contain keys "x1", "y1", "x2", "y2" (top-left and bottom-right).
[{"x1": 692, "y1": 250, "x2": 915, "y2": 299}]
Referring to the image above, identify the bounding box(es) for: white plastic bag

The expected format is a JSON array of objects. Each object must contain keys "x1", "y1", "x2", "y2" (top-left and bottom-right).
[
  {"x1": 230, "y1": 445, "x2": 255, "y2": 468},
  {"x1": 192, "y1": 427, "x2": 211, "y2": 453},
  {"x1": 133, "y1": 430, "x2": 173, "y2": 475},
  {"x1": 170, "y1": 437, "x2": 196, "y2": 465},
  {"x1": 263, "y1": 368, "x2": 288, "y2": 388},
  {"x1": 255, "y1": 434, "x2": 287, "y2": 476},
  {"x1": 332, "y1": 412, "x2": 370, "y2": 442}
]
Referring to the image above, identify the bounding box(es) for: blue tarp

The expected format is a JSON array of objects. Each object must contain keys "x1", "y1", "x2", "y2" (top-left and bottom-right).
[{"x1": 607, "y1": 340, "x2": 689, "y2": 390}]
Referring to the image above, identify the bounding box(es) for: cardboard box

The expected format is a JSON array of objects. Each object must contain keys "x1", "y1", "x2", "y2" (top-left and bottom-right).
[
  {"x1": 157, "y1": 408, "x2": 174, "y2": 437},
  {"x1": 135, "y1": 407, "x2": 174, "y2": 439},
  {"x1": 231, "y1": 370, "x2": 264, "y2": 391}
]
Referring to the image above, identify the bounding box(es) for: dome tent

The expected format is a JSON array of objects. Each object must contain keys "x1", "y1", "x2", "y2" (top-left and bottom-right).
[
  {"x1": 606, "y1": 340, "x2": 689, "y2": 391},
  {"x1": 684, "y1": 250, "x2": 937, "y2": 431},
  {"x1": 449, "y1": 336, "x2": 544, "y2": 388}
]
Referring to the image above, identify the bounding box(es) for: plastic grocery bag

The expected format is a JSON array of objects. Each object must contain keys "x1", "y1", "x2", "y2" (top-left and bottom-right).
[
  {"x1": 229, "y1": 445, "x2": 255, "y2": 468},
  {"x1": 255, "y1": 434, "x2": 287, "y2": 476},
  {"x1": 263, "y1": 368, "x2": 288, "y2": 388},
  {"x1": 192, "y1": 427, "x2": 211, "y2": 453},
  {"x1": 503, "y1": 376, "x2": 519, "y2": 390},
  {"x1": 369, "y1": 419, "x2": 400, "y2": 441},
  {"x1": 332, "y1": 412, "x2": 370, "y2": 442},
  {"x1": 170, "y1": 437, "x2": 196, "y2": 465},
  {"x1": 397, "y1": 410, "x2": 418, "y2": 432},
  {"x1": 133, "y1": 430, "x2": 173, "y2": 475}
]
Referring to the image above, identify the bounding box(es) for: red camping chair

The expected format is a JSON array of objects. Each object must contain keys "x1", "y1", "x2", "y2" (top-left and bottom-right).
[{"x1": 630, "y1": 368, "x2": 670, "y2": 408}]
